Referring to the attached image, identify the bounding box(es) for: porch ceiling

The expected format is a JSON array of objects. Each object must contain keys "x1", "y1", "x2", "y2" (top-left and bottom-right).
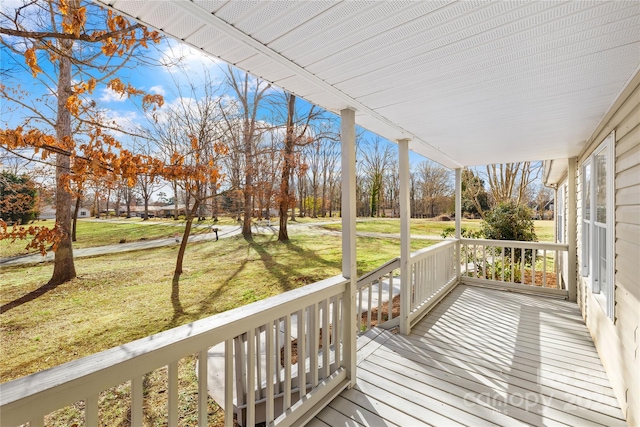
[{"x1": 100, "y1": 0, "x2": 640, "y2": 168}]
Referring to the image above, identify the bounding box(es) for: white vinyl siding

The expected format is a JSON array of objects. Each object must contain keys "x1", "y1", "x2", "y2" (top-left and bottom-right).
[{"x1": 574, "y1": 71, "x2": 640, "y2": 426}]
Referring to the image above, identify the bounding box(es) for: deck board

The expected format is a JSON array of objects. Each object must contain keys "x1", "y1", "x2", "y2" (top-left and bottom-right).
[{"x1": 314, "y1": 285, "x2": 627, "y2": 426}]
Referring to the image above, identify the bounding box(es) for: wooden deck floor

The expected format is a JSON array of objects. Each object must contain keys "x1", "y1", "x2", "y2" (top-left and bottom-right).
[{"x1": 312, "y1": 284, "x2": 626, "y2": 427}]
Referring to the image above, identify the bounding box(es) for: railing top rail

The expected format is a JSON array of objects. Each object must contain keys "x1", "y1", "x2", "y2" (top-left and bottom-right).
[
  {"x1": 460, "y1": 238, "x2": 568, "y2": 251},
  {"x1": 410, "y1": 239, "x2": 458, "y2": 261},
  {"x1": 0, "y1": 275, "x2": 349, "y2": 415},
  {"x1": 357, "y1": 257, "x2": 400, "y2": 286}
]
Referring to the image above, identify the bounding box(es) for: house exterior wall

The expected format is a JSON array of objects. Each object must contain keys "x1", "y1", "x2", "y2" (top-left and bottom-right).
[{"x1": 572, "y1": 71, "x2": 639, "y2": 426}]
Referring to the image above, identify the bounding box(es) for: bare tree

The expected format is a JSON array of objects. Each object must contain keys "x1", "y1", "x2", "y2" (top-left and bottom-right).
[
  {"x1": 385, "y1": 161, "x2": 400, "y2": 217},
  {"x1": 305, "y1": 137, "x2": 323, "y2": 218},
  {"x1": 484, "y1": 162, "x2": 541, "y2": 206},
  {"x1": 462, "y1": 168, "x2": 490, "y2": 219},
  {"x1": 253, "y1": 129, "x2": 281, "y2": 221},
  {"x1": 277, "y1": 94, "x2": 316, "y2": 241},
  {"x1": 360, "y1": 137, "x2": 394, "y2": 217},
  {"x1": 134, "y1": 140, "x2": 162, "y2": 220},
  {"x1": 415, "y1": 160, "x2": 452, "y2": 217},
  {"x1": 320, "y1": 134, "x2": 340, "y2": 218},
  {"x1": 222, "y1": 67, "x2": 271, "y2": 239},
  {"x1": 146, "y1": 73, "x2": 227, "y2": 314}
]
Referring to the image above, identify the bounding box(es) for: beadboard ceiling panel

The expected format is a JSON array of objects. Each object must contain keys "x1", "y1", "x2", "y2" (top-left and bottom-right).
[{"x1": 98, "y1": 0, "x2": 640, "y2": 168}]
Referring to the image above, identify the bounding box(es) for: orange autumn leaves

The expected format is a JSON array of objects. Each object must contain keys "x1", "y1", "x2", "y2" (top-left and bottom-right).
[
  {"x1": 1, "y1": 125, "x2": 226, "y2": 253},
  {"x1": 1, "y1": 126, "x2": 225, "y2": 194},
  {"x1": 65, "y1": 77, "x2": 164, "y2": 117},
  {"x1": 1, "y1": 221, "x2": 61, "y2": 256}
]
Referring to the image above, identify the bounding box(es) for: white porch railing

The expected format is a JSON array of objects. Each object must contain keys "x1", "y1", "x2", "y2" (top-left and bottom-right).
[
  {"x1": 460, "y1": 238, "x2": 569, "y2": 298},
  {"x1": 407, "y1": 240, "x2": 459, "y2": 328},
  {"x1": 0, "y1": 275, "x2": 352, "y2": 427},
  {"x1": 356, "y1": 240, "x2": 460, "y2": 335},
  {"x1": 356, "y1": 257, "x2": 400, "y2": 333}
]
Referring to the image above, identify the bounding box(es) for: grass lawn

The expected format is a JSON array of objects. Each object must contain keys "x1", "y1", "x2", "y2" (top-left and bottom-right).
[
  {"x1": 1, "y1": 232, "x2": 433, "y2": 425},
  {"x1": 1, "y1": 233, "x2": 431, "y2": 382},
  {"x1": 288, "y1": 215, "x2": 342, "y2": 224},
  {"x1": 533, "y1": 220, "x2": 555, "y2": 242},
  {"x1": 321, "y1": 218, "x2": 482, "y2": 236},
  {"x1": 322, "y1": 218, "x2": 555, "y2": 242},
  {"x1": 0, "y1": 217, "x2": 241, "y2": 258}
]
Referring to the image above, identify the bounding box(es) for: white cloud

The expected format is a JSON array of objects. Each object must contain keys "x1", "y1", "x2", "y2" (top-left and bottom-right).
[
  {"x1": 147, "y1": 96, "x2": 198, "y2": 125},
  {"x1": 99, "y1": 87, "x2": 127, "y2": 103},
  {"x1": 102, "y1": 109, "x2": 142, "y2": 138},
  {"x1": 159, "y1": 40, "x2": 223, "y2": 78},
  {"x1": 149, "y1": 85, "x2": 166, "y2": 96}
]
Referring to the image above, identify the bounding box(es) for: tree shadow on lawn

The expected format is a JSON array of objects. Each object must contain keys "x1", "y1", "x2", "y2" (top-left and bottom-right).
[
  {"x1": 165, "y1": 253, "x2": 251, "y2": 330},
  {"x1": 0, "y1": 279, "x2": 62, "y2": 314},
  {"x1": 167, "y1": 238, "x2": 338, "y2": 327},
  {"x1": 248, "y1": 239, "x2": 338, "y2": 293}
]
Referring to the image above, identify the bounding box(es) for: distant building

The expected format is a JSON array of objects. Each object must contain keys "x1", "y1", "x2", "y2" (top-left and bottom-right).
[
  {"x1": 127, "y1": 204, "x2": 186, "y2": 218},
  {"x1": 37, "y1": 206, "x2": 90, "y2": 220}
]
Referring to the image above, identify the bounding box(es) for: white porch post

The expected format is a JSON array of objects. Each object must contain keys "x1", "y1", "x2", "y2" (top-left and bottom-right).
[
  {"x1": 567, "y1": 157, "x2": 577, "y2": 302},
  {"x1": 340, "y1": 108, "x2": 357, "y2": 386},
  {"x1": 398, "y1": 138, "x2": 411, "y2": 335},
  {"x1": 455, "y1": 168, "x2": 462, "y2": 280}
]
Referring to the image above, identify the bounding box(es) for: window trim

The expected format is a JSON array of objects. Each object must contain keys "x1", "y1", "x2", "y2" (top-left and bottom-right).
[
  {"x1": 581, "y1": 161, "x2": 591, "y2": 278},
  {"x1": 556, "y1": 184, "x2": 564, "y2": 244},
  {"x1": 581, "y1": 131, "x2": 615, "y2": 319}
]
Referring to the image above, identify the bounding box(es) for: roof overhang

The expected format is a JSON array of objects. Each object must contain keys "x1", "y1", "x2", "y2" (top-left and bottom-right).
[
  {"x1": 543, "y1": 158, "x2": 568, "y2": 187},
  {"x1": 97, "y1": 0, "x2": 640, "y2": 169}
]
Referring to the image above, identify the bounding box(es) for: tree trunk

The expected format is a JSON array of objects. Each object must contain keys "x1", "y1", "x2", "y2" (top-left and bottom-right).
[
  {"x1": 49, "y1": 36, "x2": 76, "y2": 286},
  {"x1": 125, "y1": 189, "x2": 131, "y2": 218},
  {"x1": 298, "y1": 175, "x2": 304, "y2": 217},
  {"x1": 72, "y1": 195, "x2": 81, "y2": 242},
  {"x1": 278, "y1": 94, "x2": 296, "y2": 242},
  {"x1": 105, "y1": 188, "x2": 110, "y2": 218},
  {"x1": 211, "y1": 178, "x2": 218, "y2": 220},
  {"x1": 290, "y1": 174, "x2": 296, "y2": 221},
  {"x1": 312, "y1": 183, "x2": 318, "y2": 218},
  {"x1": 242, "y1": 125, "x2": 253, "y2": 238},
  {"x1": 174, "y1": 199, "x2": 199, "y2": 276},
  {"x1": 172, "y1": 198, "x2": 200, "y2": 314},
  {"x1": 173, "y1": 180, "x2": 179, "y2": 220},
  {"x1": 321, "y1": 169, "x2": 327, "y2": 217},
  {"x1": 115, "y1": 191, "x2": 121, "y2": 217}
]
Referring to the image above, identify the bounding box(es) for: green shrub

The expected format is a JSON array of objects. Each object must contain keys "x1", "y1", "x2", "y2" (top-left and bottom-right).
[
  {"x1": 0, "y1": 171, "x2": 38, "y2": 224},
  {"x1": 482, "y1": 202, "x2": 536, "y2": 241},
  {"x1": 482, "y1": 202, "x2": 537, "y2": 265},
  {"x1": 441, "y1": 226, "x2": 484, "y2": 239}
]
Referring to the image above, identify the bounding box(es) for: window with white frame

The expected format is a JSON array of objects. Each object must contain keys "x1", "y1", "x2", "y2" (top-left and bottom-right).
[{"x1": 581, "y1": 132, "x2": 615, "y2": 319}]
